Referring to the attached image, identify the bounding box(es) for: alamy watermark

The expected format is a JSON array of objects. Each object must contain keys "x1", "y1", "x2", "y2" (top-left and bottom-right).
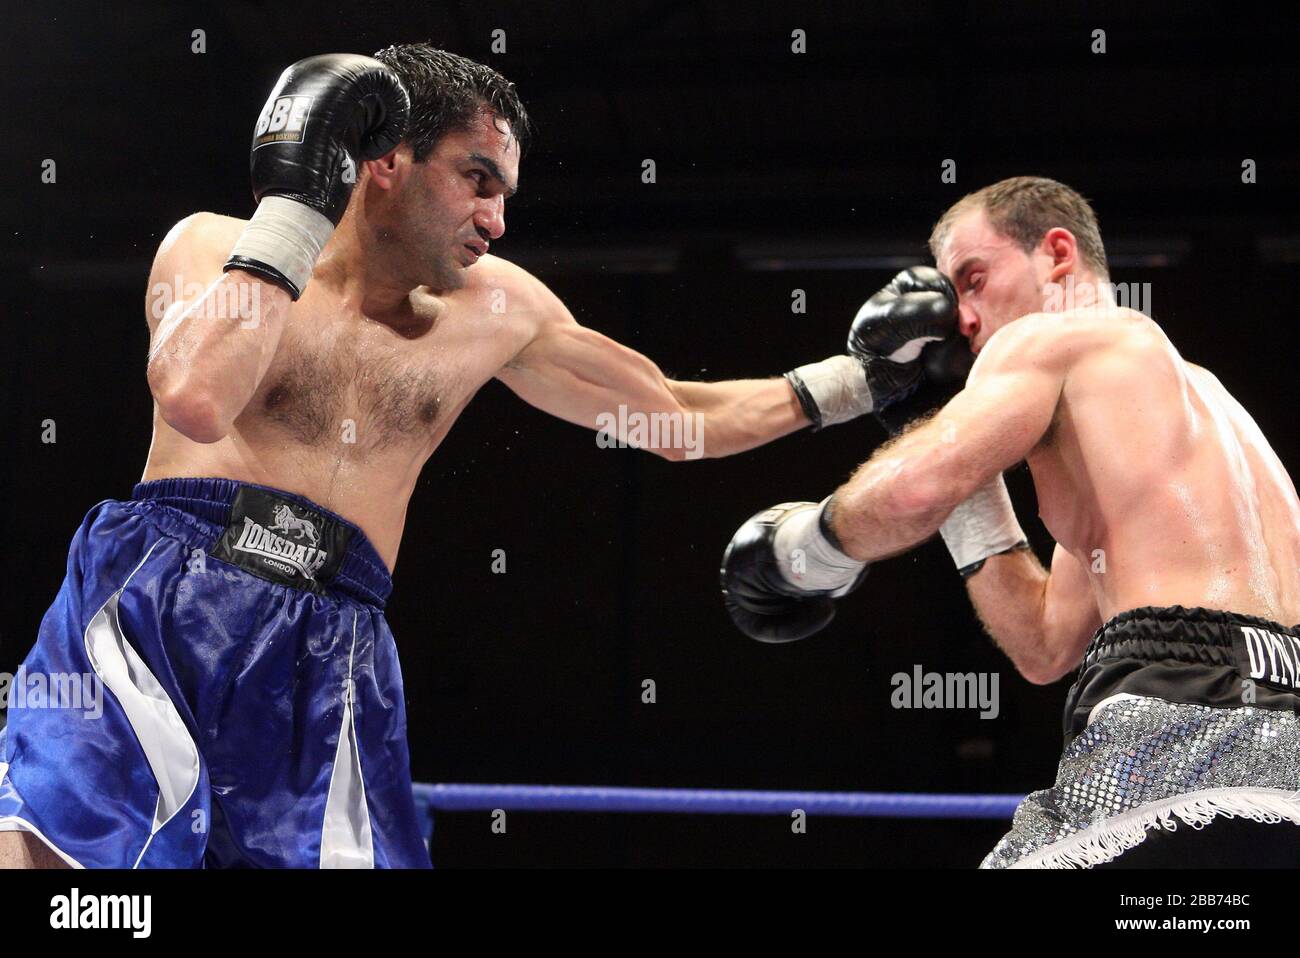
[
  {"x1": 891, "y1": 665, "x2": 999, "y2": 719},
  {"x1": 595, "y1": 404, "x2": 705, "y2": 459},
  {"x1": 1043, "y1": 275, "x2": 1152, "y2": 316},
  {"x1": 0, "y1": 668, "x2": 103, "y2": 719},
  {"x1": 149, "y1": 273, "x2": 264, "y2": 328}
]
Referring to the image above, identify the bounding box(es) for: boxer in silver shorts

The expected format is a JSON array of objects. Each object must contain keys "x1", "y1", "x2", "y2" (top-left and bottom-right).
[{"x1": 723, "y1": 175, "x2": 1300, "y2": 868}]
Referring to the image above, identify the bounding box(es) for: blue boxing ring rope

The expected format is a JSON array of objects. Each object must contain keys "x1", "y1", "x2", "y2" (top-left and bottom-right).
[{"x1": 412, "y1": 783, "x2": 1024, "y2": 843}]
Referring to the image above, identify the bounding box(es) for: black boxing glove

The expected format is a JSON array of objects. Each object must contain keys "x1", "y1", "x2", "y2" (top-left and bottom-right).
[
  {"x1": 785, "y1": 267, "x2": 959, "y2": 432},
  {"x1": 224, "y1": 53, "x2": 410, "y2": 299},
  {"x1": 720, "y1": 500, "x2": 869, "y2": 643},
  {"x1": 845, "y1": 267, "x2": 972, "y2": 435},
  {"x1": 873, "y1": 329, "x2": 975, "y2": 436}
]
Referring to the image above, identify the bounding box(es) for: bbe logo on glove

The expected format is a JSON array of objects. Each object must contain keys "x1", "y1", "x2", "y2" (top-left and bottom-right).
[{"x1": 254, "y1": 94, "x2": 315, "y2": 147}]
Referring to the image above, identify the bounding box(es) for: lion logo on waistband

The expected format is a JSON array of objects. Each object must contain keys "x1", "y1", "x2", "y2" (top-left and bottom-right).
[{"x1": 268, "y1": 503, "x2": 321, "y2": 547}]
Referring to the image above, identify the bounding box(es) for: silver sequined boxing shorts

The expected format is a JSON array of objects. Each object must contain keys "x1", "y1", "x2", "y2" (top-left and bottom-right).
[{"x1": 982, "y1": 605, "x2": 1300, "y2": 869}]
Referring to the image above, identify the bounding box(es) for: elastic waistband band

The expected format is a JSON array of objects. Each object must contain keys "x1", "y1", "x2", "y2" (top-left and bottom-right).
[
  {"x1": 130, "y1": 477, "x2": 392, "y2": 607},
  {"x1": 1063, "y1": 605, "x2": 1300, "y2": 740},
  {"x1": 1083, "y1": 605, "x2": 1300, "y2": 671}
]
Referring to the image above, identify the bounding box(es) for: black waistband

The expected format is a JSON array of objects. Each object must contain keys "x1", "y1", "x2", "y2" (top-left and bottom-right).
[
  {"x1": 1082, "y1": 605, "x2": 1300, "y2": 670},
  {"x1": 1063, "y1": 605, "x2": 1300, "y2": 741},
  {"x1": 130, "y1": 477, "x2": 393, "y2": 607}
]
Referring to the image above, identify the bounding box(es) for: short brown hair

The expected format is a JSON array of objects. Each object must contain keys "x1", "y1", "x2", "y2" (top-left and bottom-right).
[{"x1": 929, "y1": 176, "x2": 1109, "y2": 280}]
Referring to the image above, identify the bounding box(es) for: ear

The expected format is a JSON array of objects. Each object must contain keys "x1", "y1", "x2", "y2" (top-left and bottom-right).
[
  {"x1": 1041, "y1": 227, "x2": 1077, "y2": 283},
  {"x1": 363, "y1": 145, "x2": 407, "y2": 191}
]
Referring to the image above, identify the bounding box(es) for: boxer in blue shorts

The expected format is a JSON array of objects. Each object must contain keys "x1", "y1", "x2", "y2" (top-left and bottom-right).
[
  {"x1": 0, "y1": 45, "x2": 895, "y2": 867},
  {"x1": 0, "y1": 479, "x2": 424, "y2": 867}
]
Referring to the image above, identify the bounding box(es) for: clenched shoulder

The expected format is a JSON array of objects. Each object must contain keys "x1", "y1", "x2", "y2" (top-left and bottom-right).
[
  {"x1": 977, "y1": 308, "x2": 1191, "y2": 467},
  {"x1": 146, "y1": 212, "x2": 248, "y2": 331},
  {"x1": 462, "y1": 253, "x2": 578, "y2": 370},
  {"x1": 972, "y1": 306, "x2": 1162, "y2": 387}
]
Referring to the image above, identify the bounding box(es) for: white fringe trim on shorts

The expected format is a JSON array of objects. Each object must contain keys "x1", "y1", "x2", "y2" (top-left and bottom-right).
[{"x1": 1009, "y1": 786, "x2": 1300, "y2": 869}]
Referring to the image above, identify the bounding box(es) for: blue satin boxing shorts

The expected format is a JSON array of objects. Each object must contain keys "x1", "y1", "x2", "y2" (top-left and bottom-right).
[{"x1": 0, "y1": 477, "x2": 431, "y2": 868}]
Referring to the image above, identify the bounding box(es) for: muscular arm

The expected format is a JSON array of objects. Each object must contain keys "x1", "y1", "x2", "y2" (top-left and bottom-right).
[
  {"x1": 663, "y1": 377, "x2": 810, "y2": 458},
  {"x1": 828, "y1": 315, "x2": 1065, "y2": 559},
  {"x1": 495, "y1": 276, "x2": 809, "y2": 460},
  {"x1": 969, "y1": 543, "x2": 1102, "y2": 684},
  {"x1": 826, "y1": 314, "x2": 1101, "y2": 682},
  {"x1": 145, "y1": 213, "x2": 293, "y2": 442}
]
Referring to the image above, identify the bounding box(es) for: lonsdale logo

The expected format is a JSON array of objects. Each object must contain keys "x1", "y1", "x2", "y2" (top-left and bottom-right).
[
  {"x1": 232, "y1": 503, "x2": 329, "y2": 580},
  {"x1": 213, "y1": 487, "x2": 351, "y2": 593}
]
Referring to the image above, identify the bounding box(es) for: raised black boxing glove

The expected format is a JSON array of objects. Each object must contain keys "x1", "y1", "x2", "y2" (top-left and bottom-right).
[
  {"x1": 846, "y1": 267, "x2": 972, "y2": 435},
  {"x1": 720, "y1": 500, "x2": 868, "y2": 643},
  {"x1": 224, "y1": 53, "x2": 410, "y2": 299},
  {"x1": 785, "y1": 267, "x2": 966, "y2": 432},
  {"x1": 873, "y1": 329, "x2": 975, "y2": 436}
]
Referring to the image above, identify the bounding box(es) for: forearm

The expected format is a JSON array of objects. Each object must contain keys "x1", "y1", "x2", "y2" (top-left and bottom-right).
[
  {"x1": 964, "y1": 548, "x2": 1058, "y2": 683},
  {"x1": 824, "y1": 415, "x2": 956, "y2": 562},
  {"x1": 826, "y1": 469, "x2": 946, "y2": 564},
  {"x1": 833, "y1": 435, "x2": 1056, "y2": 678},
  {"x1": 668, "y1": 377, "x2": 809, "y2": 458},
  {"x1": 147, "y1": 271, "x2": 292, "y2": 441}
]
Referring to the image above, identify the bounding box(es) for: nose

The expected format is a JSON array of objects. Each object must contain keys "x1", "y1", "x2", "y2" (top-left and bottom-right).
[
  {"x1": 956, "y1": 303, "x2": 979, "y2": 340},
  {"x1": 476, "y1": 195, "x2": 506, "y2": 241}
]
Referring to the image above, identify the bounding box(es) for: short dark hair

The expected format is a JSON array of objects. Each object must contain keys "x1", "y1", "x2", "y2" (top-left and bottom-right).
[
  {"x1": 929, "y1": 176, "x2": 1109, "y2": 280},
  {"x1": 372, "y1": 42, "x2": 532, "y2": 162}
]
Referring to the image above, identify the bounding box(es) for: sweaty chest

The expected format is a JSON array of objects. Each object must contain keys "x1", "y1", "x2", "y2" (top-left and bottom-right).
[{"x1": 254, "y1": 324, "x2": 456, "y2": 450}]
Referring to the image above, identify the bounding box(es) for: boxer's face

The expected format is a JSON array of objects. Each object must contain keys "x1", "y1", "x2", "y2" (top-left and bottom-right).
[
  {"x1": 938, "y1": 208, "x2": 1057, "y2": 355},
  {"x1": 388, "y1": 110, "x2": 520, "y2": 292}
]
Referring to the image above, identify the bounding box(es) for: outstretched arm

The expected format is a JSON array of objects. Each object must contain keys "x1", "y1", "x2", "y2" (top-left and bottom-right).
[
  {"x1": 494, "y1": 263, "x2": 971, "y2": 461},
  {"x1": 496, "y1": 289, "x2": 810, "y2": 460}
]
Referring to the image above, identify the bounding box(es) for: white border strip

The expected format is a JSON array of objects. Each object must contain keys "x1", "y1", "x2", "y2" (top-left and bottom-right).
[
  {"x1": 319, "y1": 608, "x2": 375, "y2": 868},
  {"x1": 1011, "y1": 786, "x2": 1300, "y2": 868},
  {"x1": 0, "y1": 815, "x2": 85, "y2": 868},
  {"x1": 81, "y1": 539, "x2": 202, "y2": 867}
]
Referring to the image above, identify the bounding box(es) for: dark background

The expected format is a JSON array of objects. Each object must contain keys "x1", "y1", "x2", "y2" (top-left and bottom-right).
[{"x1": 2, "y1": 1, "x2": 1298, "y2": 866}]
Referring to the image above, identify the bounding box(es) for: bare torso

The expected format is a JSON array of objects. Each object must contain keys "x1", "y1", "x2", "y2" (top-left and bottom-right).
[
  {"x1": 1025, "y1": 309, "x2": 1300, "y2": 625},
  {"x1": 144, "y1": 215, "x2": 546, "y2": 569}
]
